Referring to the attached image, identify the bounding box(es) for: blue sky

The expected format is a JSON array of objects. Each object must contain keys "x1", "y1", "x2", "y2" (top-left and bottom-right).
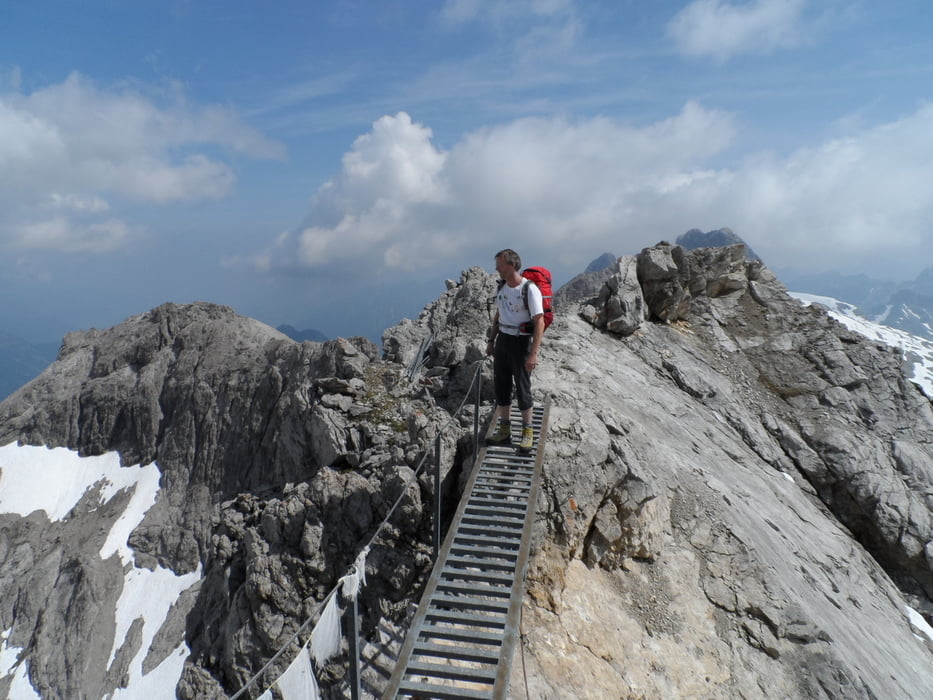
[{"x1": 2, "y1": 0, "x2": 932, "y2": 343}]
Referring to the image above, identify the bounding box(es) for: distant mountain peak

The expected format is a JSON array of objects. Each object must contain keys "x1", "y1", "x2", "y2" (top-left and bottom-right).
[
  {"x1": 676, "y1": 227, "x2": 761, "y2": 261},
  {"x1": 276, "y1": 324, "x2": 327, "y2": 342},
  {"x1": 584, "y1": 252, "x2": 617, "y2": 274}
]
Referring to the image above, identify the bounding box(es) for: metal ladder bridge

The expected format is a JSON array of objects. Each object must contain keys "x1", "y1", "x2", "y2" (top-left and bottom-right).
[{"x1": 384, "y1": 402, "x2": 550, "y2": 699}]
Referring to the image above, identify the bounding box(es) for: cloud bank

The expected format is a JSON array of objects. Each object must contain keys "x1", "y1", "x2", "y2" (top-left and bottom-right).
[
  {"x1": 261, "y1": 105, "x2": 733, "y2": 273},
  {"x1": 0, "y1": 72, "x2": 283, "y2": 253},
  {"x1": 260, "y1": 102, "x2": 933, "y2": 281}
]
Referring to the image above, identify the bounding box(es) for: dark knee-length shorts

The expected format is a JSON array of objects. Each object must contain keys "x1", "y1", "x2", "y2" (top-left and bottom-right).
[{"x1": 493, "y1": 333, "x2": 533, "y2": 411}]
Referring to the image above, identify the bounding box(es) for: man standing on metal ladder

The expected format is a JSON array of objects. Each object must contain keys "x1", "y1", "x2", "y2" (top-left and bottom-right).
[{"x1": 484, "y1": 248, "x2": 545, "y2": 453}]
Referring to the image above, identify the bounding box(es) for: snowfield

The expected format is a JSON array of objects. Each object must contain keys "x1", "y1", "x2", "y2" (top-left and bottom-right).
[{"x1": 0, "y1": 444, "x2": 201, "y2": 699}]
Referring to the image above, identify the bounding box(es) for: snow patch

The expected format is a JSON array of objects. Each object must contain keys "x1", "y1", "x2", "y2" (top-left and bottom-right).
[
  {"x1": 1, "y1": 628, "x2": 40, "y2": 699},
  {"x1": 1, "y1": 627, "x2": 19, "y2": 675},
  {"x1": 906, "y1": 606, "x2": 933, "y2": 643},
  {"x1": 100, "y1": 459, "x2": 162, "y2": 562},
  {"x1": 106, "y1": 566, "x2": 201, "y2": 698},
  {"x1": 0, "y1": 444, "x2": 159, "y2": 522},
  {"x1": 0, "y1": 443, "x2": 204, "y2": 698}
]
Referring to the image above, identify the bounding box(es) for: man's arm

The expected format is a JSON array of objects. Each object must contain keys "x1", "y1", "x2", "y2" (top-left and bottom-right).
[
  {"x1": 525, "y1": 313, "x2": 544, "y2": 371},
  {"x1": 486, "y1": 312, "x2": 500, "y2": 356}
]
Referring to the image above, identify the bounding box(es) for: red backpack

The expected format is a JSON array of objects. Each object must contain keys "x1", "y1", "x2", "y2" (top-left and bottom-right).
[{"x1": 521, "y1": 266, "x2": 554, "y2": 330}]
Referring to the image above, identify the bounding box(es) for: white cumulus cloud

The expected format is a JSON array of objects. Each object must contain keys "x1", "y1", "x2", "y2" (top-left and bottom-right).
[
  {"x1": 710, "y1": 102, "x2": 933, "y2": 271},
  {"x1": 667, "y1": 0, "x2": 810, "y2": 61},
  {"x1": 259, "y1": 100, "x2": 933, "y2": 283},
  {"x1": 260, "y1": 104, "x2": 737, "y2": 274},
  {"x1": 284, "y1": 112, "x2": 449, "y2": 269},
  {"x1": 0, "y1": 72, "x2": 283, "y2": 255}
]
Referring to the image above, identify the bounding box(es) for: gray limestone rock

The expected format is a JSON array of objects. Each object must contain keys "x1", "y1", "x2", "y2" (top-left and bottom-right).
[
  {"x1": 0, "y1": 302, "x2": 459, "y2": 699},
  {"x1": 2, "y1": 243, "x2": 933, "y2": 699},
  {"x1": 587, "y1": 255, "x2": 646, "y2": 336},
  {"x1": 637, "y1": 241, "x2": 691, "y2": 322}
]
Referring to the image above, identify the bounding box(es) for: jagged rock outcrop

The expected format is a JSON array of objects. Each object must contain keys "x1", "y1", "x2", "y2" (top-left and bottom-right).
[
  {"x1": 2, "y1": 242, "x2": 933, "y2": 699},
  {"x1": 0, "y1": 302, "x2": 465, "y2": 698},
  {"x1": 0, "y1": 304, "x2": 396, "y2": 573}
]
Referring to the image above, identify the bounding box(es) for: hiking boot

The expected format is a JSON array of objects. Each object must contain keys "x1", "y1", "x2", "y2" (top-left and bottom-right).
[
  {"x1": 486, "y1": 420, "x2": 512, "y2": 445},
  {"x1": 518, "y1": 425, "x2": 535, "y2": 453}
]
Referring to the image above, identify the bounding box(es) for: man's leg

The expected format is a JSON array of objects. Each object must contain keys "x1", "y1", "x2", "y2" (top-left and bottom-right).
[
  {"x1": 488, "y1": 337, "x2": 514, "y2": 444},
  {"x1": 514, "y1": 338, "x2": 535, "y2": 452}
]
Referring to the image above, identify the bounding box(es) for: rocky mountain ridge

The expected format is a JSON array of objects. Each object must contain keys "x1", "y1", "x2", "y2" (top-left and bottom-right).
[
  {"x1": 1, "y1": 242, "x2": 932, "y2": 698},
  {"x1": 678, "y1": 227, "x2": 933, "y2": 343}
]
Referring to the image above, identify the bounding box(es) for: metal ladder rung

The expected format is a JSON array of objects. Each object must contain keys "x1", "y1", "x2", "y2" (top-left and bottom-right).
[
  {"x1": 439, "y1": 568, "x2": 514, "y2": 586},
  {"x1": 396, "y1": 680, "x2": 493, "y2": 700},
  {"x1": 412, "y1": 641, "x2": 499, "y2": 665},
  {"x1": 430, "y1": 593, "x2": 511, "y2": 612},
  {"x1": 424, "y1": 609, "x2": 507, "y2": 629},
  {"x1": 478, "y1": 476, "x2": 532, "y2": 486},
  {"x1": 477, "y1": 472, "x2": 533, "y2": 483},
  {"x1": 457, "y1": 521, "x2": 524, "y2": 535},
  {"x1": 449, "y1": 545, "x2": 518, "y2": 561},
  {"x1": 465, "y1": 503, "x2": 528, "y2": 517},
  {"x1": 460, "y1": 512, "x2": 525, "y2": 526},
  {"x1": 442, "y1": 558, "x2": 514, "y2": 574},
  {"x1": 477, "y1": 467, "x2": 533, "y2": 477},
  {"x1": 472, "y1": 485, "x2": 531, "y2": 498},
  {"x1": 461, "y1": 512, "x2": 526, "y2": 524},
  {"x1": 469, "y1": 493, "x2": 529, "y2": 504},
  {"x1": 418, "y1": 624, "x2": 505, "y2": 646},
  {"x1": 457, "y1": 527, "x2": 523, "y2": 542},
  {"x1": 435, "y1": 581, "x2": 511, "y2": 599},
  {"x1": 452, "y1": 534, "x2": 522, "y2": 549},
  {"x1": 464, "y1": 499, "x2": 527, "y2": 511},
  {"x1": 482, "y1": 449, "x2": 536, "y2": 460},
  {"x1": 476, "y1": 444, "x2": 535, "y2": 466},
  {"x1": 482, "y1": 444, "x2": 520, "y2": 453},
  {"x1": 404, "y1": 659, "x2": 498, "y2": 684},
  {"x1": 465, "y1": 498, "x2": 527, "y2": 511},
  {"x1": 474, "y1": 476, "x2": 532, "y2": 487},
  {"x1": 411, "y1": 641, "x2": 500, "y2": 664},
  {"x1": 444, "y1": 556, "x2": 516, "y2": 573}
]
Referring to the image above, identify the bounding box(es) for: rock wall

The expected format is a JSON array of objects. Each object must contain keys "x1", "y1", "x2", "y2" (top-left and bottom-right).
[
  {"x1": 520, "y1": 243, "x2": 933, "y2": 698},
  {"x1": 0, "y1": 302, "x2": 466, "y2": 698}
]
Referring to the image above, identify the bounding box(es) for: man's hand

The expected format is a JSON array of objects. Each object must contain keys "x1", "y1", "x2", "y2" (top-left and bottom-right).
[
  {"x1": 525, "y1": 314, "x2": 544, "y2": 371},
  {"x1": 525, "y1": 350, "x2": 538, "y2": 372}
]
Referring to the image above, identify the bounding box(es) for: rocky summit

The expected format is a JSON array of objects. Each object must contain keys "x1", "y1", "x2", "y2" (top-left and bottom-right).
[{"x1": 1, "y1": 242, "x2": 932, "y2": 699}]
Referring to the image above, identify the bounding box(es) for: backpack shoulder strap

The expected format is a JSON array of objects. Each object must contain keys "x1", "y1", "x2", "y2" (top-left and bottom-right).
[{"x1": 520, "y1": 278, "x2": 537, "y2": 309}]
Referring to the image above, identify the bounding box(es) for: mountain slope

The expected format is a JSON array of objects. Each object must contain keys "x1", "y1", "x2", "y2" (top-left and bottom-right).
[
  {"x1": 1, "y1": 245, "x2": 932, "y2": 698},
  {"x1": 792, "y1": 292, "x2": 933, "y2": 398}
]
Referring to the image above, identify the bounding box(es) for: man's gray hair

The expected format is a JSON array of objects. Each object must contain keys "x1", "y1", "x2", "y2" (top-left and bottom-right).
[{"x1": 495, "y1": 248, "x2": 521, "y2": 270}]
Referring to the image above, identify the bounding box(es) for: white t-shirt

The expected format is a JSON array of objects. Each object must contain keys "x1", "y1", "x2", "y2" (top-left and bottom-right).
[{"x1": 497, "y1": 279, "x2": 544, "y2": 334}]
